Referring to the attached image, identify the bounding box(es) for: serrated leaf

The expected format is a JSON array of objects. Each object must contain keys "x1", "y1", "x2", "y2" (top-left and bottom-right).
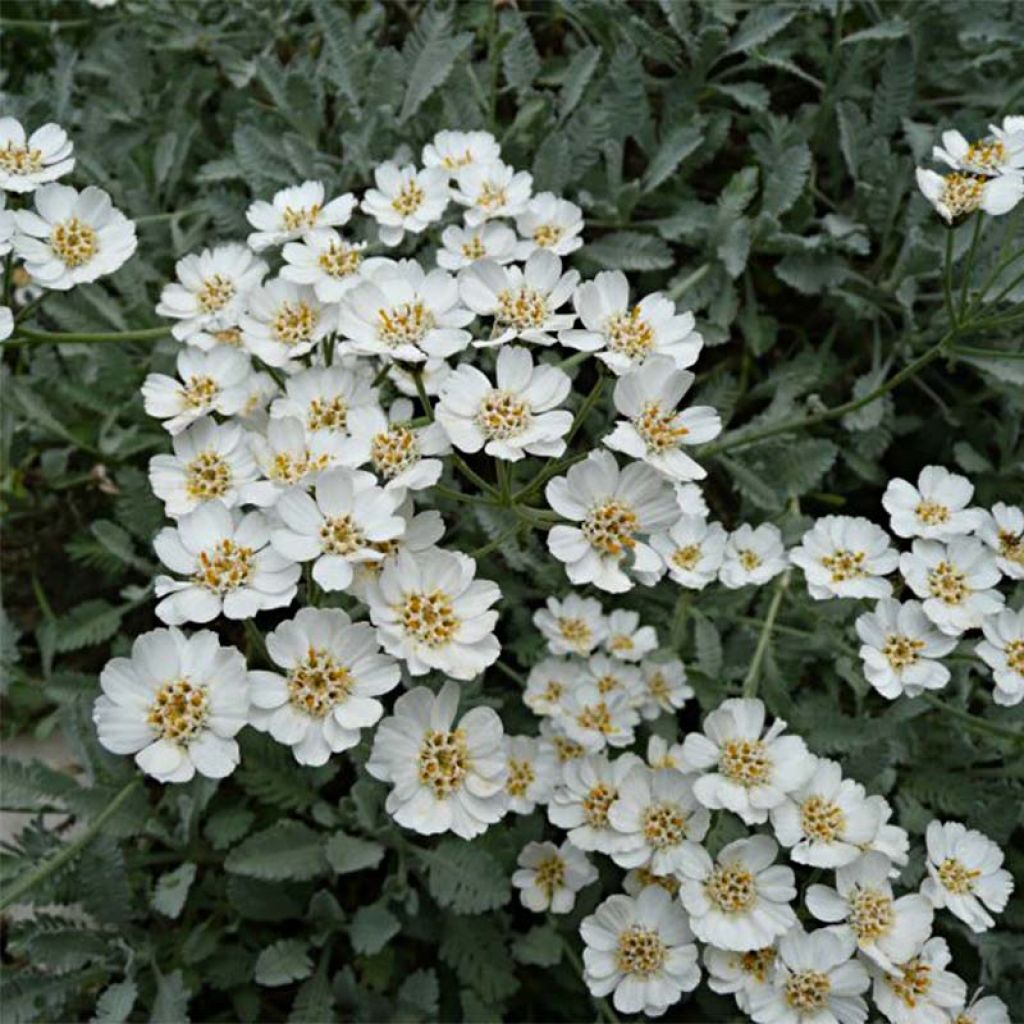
[
  {"x1": 349, "y1": 903, "x2": 400, "y2": 955},
  {"x1": 872, "y1": 41, "x2": 916, "y2": 135},
  {"x1": 559, "y1": 46, "x2": 601, "y2": 122},
  {"x1": 841, "y1": 18, "x2": 909, "y2": 45},
  {"x1": 396, "y1": 969, "x2": 440, "y2": 1021},
  {"x1": 52, "y1": 600, "x2": 124, "y2": 654},
  {"x1": 643, "y1": 123, "x2": 704, "y2": 192},
  {"x1": 225, "y1": 821, "x2": 326, "y2": 881},
  {"x1": 325, "y1": 832, "x2": 385, "y2": 875},
  {"x1": 502, "y1": 22, "x2": 541, "y2": 94},
  {"x1": 583, "y1": 231, "x2": 673, "y2": 271},
  {"x1": 726, "y1": 6, "x2": 797, "y2": 54},
  {"x1": 203, "y1": 806, "x2": 255, "y2": 850},
  {"x1": 713, "y1": 81, "x2": 770, "y2": 111},
  {"x1": 400, "y1": 10, "x2": 473, "y2": 122},
  {"x1": 440, "y1": 917, "x2": 519, "y2": 1003},
  {"x1": 151, "y1": 862, "x2": 197, "y2": 919},
  {"x1": 93, "y1": 980, "x2": 137, "y2": 1024},
  {"x1": 149, "y1": 969, "x2": 189, "y2": 1024},
  {"x1": 512, "y1": 925, "x2": 563, "y2": 966},
  {"x1": 424, "y1": 839, "x2": 511, "y2": 914},
  {"x1": 255, "y1": 939, "x2": 313, "y2": 987},
  {"x1": 693, "y1": 615, "x2": 723, "y2": 678}
]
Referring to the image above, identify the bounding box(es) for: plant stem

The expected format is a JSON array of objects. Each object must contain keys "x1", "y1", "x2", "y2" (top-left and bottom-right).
[
  {"x1": 957, "y1": 213, "x2": 984, "y2": 317},
  {"x1": 950, "y1": 345, "x2": 1024, "y2": 361},
  {"x1": 922, "y1": 695, "x2": 1023, "y2": 744},
  {"x1": 492, "y1": 660, "x2": 526, "y2": 687},
  {"x1": 742, "y1": 570, "x2": 791, "y2": 698},
  {"x1": 412, "y1": 368, "x2": 433, "y2": 420},
  {"x1": 943, "y1": 230, "x2": 956, "y2": 324},
  {"x1": 9, "y1": 325, "x2": 170, "y2": 347},
  {"x1": 559, "y1": 933, "x2": 620, "y2": 1024}
]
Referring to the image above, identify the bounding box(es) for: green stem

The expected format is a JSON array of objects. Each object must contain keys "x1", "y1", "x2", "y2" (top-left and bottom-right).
[
  {"x1": 0, "y1": 778, "x2": 142, "y2": 912},
  {"x1": 957, "y1": 214, "x2": 985, "y2": 317},
  {"x1": 470, "y1": 521, "x2": 523, "y2": 559},
  {"x1": 942, "y1": 230, "x2": 956, "y2": 325},
  {"x1": 950, "y1": 345, "x2": 1024, "y2": 361},
  {"x1": 669, "y1": 590, "x2": 693, "y2": 651},
  {"x1": 492, "y1": 660, "x2": 526, "y2": 687},
  {"x1": 922, "y1": 695, "x2": 1024, "y2": 743},
  {"x1": 411, "y1": 368, "x2": 434, "y2": 420},
  {"x1": 742, "y1": 570, "x2": 791, "y2": 698},
  {"x1": 451, "y1": 453, "x2": 500, "y2": 497},
  {"x1": 559, "y1": 934, "x2": 620, "y2": 1024},
  {"x1": 10, "y1": 325, "x2": 170, "y2": 346},
  {"x1": 667, "y1": 262, "x2": 710, "y2": 301}
]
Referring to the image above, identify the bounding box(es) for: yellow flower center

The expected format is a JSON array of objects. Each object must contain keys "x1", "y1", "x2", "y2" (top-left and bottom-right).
[
  {"x1": 270, "y1": 450, "x2": 331, "y2": 484},
  {"x1": 997, "y1": 529, "x2": 1024, "y2": 566},
  {"x1": 533, "y1": 224, "x2": 563, "y2": 248},
  {"x1": 542, "y1": 681, "x2": 564, "y2": 704},
  {"x1": 317, "y1": 239, "x2": 362, "y2": 278},
  {"x1": 535, "y1": 855, "x2": 566, "y2": 897},
  {"x1": 192, "y1": 539, "x2": 255, "y2": 593},
  {"x1": 391, "y1": 180, "x2": 425, "y2": 217},
  {"x1": 739, "y1": 948, "x2": 777, "y2": 983},
  {"x1": 552, "y1": 736, "x2": 585, "y2": 762},
  {"x1": 672, "y1": 543, "x2": 702, "y2": 570},
  {"x1": 633, "y1": 867, "x2": 681, "y2": 896},
  {"x1": 938, "y1": 857, "x2": 982, "y2": 895},
  {"x1": 1005, "y1": 639, "x2": 1024, "y2": 675},
  {"x1": 800, "y1": 795, "x2": 846, "y2": 842},
  {"x1": 582, "y1": 783, "x2": 616, "y2": 827},
  {"x1": 785, "y1": 970, "x2": 832, "y2": 1011},
  {"x1": 942, "y1": 173, "x2": 985, "y2": 218},
  {"x1": 496, "y1": 286, "x2": 549, "y2": 330},
  {"x1": 739, "y1": 548, "x2": 762, "y2": 571},
  {"x1": 377, "y1": 301, "x2": 436, "y2": 348},
  {"x1": 634, "y1": 401, "x2": 689, "y2": 453},
  {"x1": 596, "y1": 673, "x2": 622, "y2": 695},
  {"x1": 318, "y1": 513, "x2": 366, "y2": 556},
  {"x1": 506, "y1": 758, "x2": 536, "y2": 798},
  {"x1": 609, "y1": 635, "x2": 634, "y2": 653},
  {"x1": 887, "y1": 959, "x2": 932, "y2": 1008},
  {"x1": 928, "y1": 560, "x2": 968, "y2": 605},
  {"x1": 883, "y1": 634, "x2": 925, "y2": 670},
  {"x1": 51, "y1": 216, "x2": 98, "y2": 268},
  {"x1": 180, "y1": 374, "x2": 220, "y2": 410},
  {"x1": 582, "y1": 500, "x2": 639, "y2": 557},
  {"x1": 461, "y1": 236, "x2": 487, "y2": 260},
  {"x1": 288, "y1": 647, "x2": 353, "y2": 717},
  {"x1": 371, "y1": 425, "x2": 420, "y2": 479},
  {"x1": 477, "y1": 180, "x2": 508, "y2": 212},
  {"x1": 418, "y1": 728, "x2": 470, "y2": 797},
  {"x1": 272, "y1": 301, "x2": 318, "y2": 345},
  {"x1": 0, "y1": 141, "x2": 44, "y2": 175},
  {"x1": 606, "y1": 308, "x2": 655, "y2": 360},
  {"x1": 307, "y1": 395, "x2": 348, "y2": 432},
  {"x1": 965, "y1": 138, "x2": 1006, "y2": 171},
  {"x1": 400, "y1": 589, "x2": 460, "y2": 647},
  {"x1": 916, "y1": 500, "x2": 951, "y2": 526},
  {"x1": 642, "y1": 802, "x2": 688, "y2": 848},
  {"x1": 282, "y1": 202, "x2": 322, "y2": 231},
  {"x1": 576, "y1": 701, "x2": 617, "y2": 736},
  {"x1": 558, "y1": 616, "x2": 592, "y2": 651},
  {"x1": 147, "y1": 679, "x2": 209, "y2": 744},
  {"x1": 442, "y1": 150, "x2": 474, "y2": 170},
  {"x1": 705, "y1": 863, "x2": 757, "y2": 913},
  {"x1": 616, "y1": 925, "x2": 666, "y2": 976},
  {"x1": 849, "y1": 887, "x2": 894, "y2": 941},
  {"x1": 185, "y1": 451, "x2": 232, "y2": 501},
  {"x1": 821, "y1": 548, "x2": 867, "y2": 583},
  {"x1": 197, "y1": 273, "x2": 236, "y2": 314},
  {"x1": 647, "y1": 671, "x2": 672, "y2": 705},
  {"x1": 476, "y1": 389, "x2": 531, "y2": 440},
  {"x1": 213, "y1": 328, "x2": 242, "y2": 346},
  {"x1": 721, "y1": 738, "x2": 771, "y2": 786}
]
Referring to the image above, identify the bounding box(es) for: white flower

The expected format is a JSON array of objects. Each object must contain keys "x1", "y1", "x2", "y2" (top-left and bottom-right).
[
  {"x1": 603, "y1": 355, "x2": 721, "y2": 481},
  {"x1": 0, "y1": 117, "x2": 74, "y2": 192},
  {"x1": 682, "y1": 698, "x2": 815, "y2": 825},
  {"x1": 512, "y1": 840, "x2": 597, "y2": 913},
  {"x1": 153, "y1": 502, "x2": 300, "y2": 624},
  {"x1": 248, "y1": 608, "x2": 400, "y2": 766},
  {"x1": 269, "y1": 364, "x2": 378, "y2": 434},
  {"x1": 243, "y1": 416, "x2": 349, "y2": 507},
  {"x1": 882, "y1": 466, "x2": 983, "y2": 540},
  {"x1": 452, "y1": 159, "x2": 533, "y2": 225},
  {"x1": 280, "y1": 228, "x2": 367, "y2": 302},
  {"x1": 920, "y1": 820, "x2": 1013, "y2": 933},
  {"x1": 269, "y1": 467, "x2": 406, "y2": 592},
  {"x1": 0, "y1": 194, "x2": 17, "y2": 256},
  {"x1": 366, "y1": 680, "x2": 507, "y2": 839},
  {"x1": 703, "y1": 943, "x2": 779, "y2": 1016},
  {"x1": 581, "y1": 653, "x2": 645, "y2": 707},
  {"x1": 539, "y1": 718, "x2": 588, "y2": 766},
  {"x1": 789, "y1": 515, "x2": 898, "y2": 600},
  {"x1": 806, "y1": 852, "x2": 934, "y2": 973},
  {"x1": 338, "y1": 259, "x2": 473, "y2": 362},
  {"x1": 603, "y1": 609, "x2": 658, "y2": 662},
  {"x1": 974, "y1": 502, "x2": 1024, "y2": 579},
  {"x1": 607, "y1": 764, "x2": 710, "y2": 875},
  {"x1": 504, "y1": 735, "x2": 559, "y2": 813},
  {"x1": 14, "y1": 184, "x2": 136, "y2": 290},
  {"x1": 524, "y1": 657, "x2": 584, "y2": 718},
  {"x1": 460, "y1": 248, "x2": 578, "y2": 346},
  {"x1": 437, "y1": 221, "x2": 519, "y2": 270},
  {"x1": 748, "y1": 926, "x2": 870, "y2": 1024},
  {"x1": 366, "y1": 547, "x2": 500, "y2": 679},
  {"x1": 637, "y1": 658, "x2": 693, "y2": 720},
  {"x1": 718, "y1": 523, "x2": 788, "y2": 588},
  {"x1": 515, "y1": 192, "x2": 584, "y2": 257},
  {"x1": 652, "y1": 516, "x2": 727, "y2": 588},
  {"x1": 0, "y1": 305, "x2": 13, "y2": 342},
  {"x1": 422, "y1": 129, "x2": 501, "y2": 173},
  {"x1": 546, "y1": 450, "x2": 678, "y2": 593},
  {"x1": 339, "y1": 398, "x2": 450, "y2": 493},
  {"x1": 622, "y1": 867, "x2": 682, "y2": 898},
  {"x1": 436, "y1": 345, "x2": 572, "y2": 460},
  {"x1": 142, "y1": 346, "x2": 254, "y2": 435},
  {"x1": 239, "y1": 278, "x2": 331, "y2": 367},
  {"x1": 557, "y1": 680, "x2": 639, "y2": 753},
  {"x1": 769, "y1": 756, "x2": 884, "y2": 868},
  {"x1": 976, "y1": 607, "x2": 1024, "y2": 706},
  {"x1": 899, "y1": 538, "x2": 1004, "y2": 636},
  {"x1": 533, "y1": 592, "x2": 608, "y2": 656},
  {"x1": 942, "y1": 992, "x2": 1011, "y2": 1024},
  {"x1": 678, "y1": 835, "x2": 798, "y2": 952},
  {"x1": 645, "y1": 735, "x2": 688, "y2": 773},
  {"x1": 674, "y1": 481, "x2": 709, "y2": 517},
  {"x1": 149, "y1": 417, "x2": 258, "y2": 517},
  {"x1": 245, "y1": 180, "x2": 356, "y2": 251},
  {"x1": 855, "y1": 599, "x2": 956, "y2": 699},
  {"x1": 156, "y1": 243, "x2": 267, "y2": 346},
  {"x1": 560, "y1": 270, "x2": 702, "y2": 374},
  {"x1": 233, "y1": 370, "x2": 280, "y2": 425},
  {"x1": 387, "y1": 356, "x2": 453, "y2": 400},
  {"x1": 581, "y1": 886, "x2": 700, "y2": 1017},
  {"x1": 93, "y1": 627, "x2": 248, "y2": 783},
  {"x1": 864, "y1": 794, "x2": 911, "y2": 870},
  {"x1": 871, "y1": 937, "x2": 967, "y2": 1024},
  {"x1": 916, "y1": 167, "x2": 1024, "y2": 222},
  {"x1": 361, "y1": 163, "x2": 450, "y2": 246},
  {"x1": 932, "y1": 122, "x2": 1024, "y2": 177},
  {"x1": 547, "y1": 751, "x2": 644, "y2": 854}
]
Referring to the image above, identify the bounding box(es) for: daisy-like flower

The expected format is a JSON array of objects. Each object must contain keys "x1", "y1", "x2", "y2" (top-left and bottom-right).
[
  {"x1": 899, "y1": 538, "x2": 1004, "y2": 636},
  {"x1": 559, "y1": 270, "x2": 703, "y2": 374},
  {"x1": 460, "y1": 249, "x2": 578, "y2": 347},
  {"x1": 366, "y1": 548, "x2": 500, "y2": 680},
  {"x1": 718, "y1": 523, "x2": 788, "y2": 588},
  {"x1": 645, "y1": 735, "x2": 688, "y2": 773},
  {"x1": 93, "y1": 627, "x2": 248, "y2": 783},
  {"x1": 882, "y1": 466, "x2": 983, "y2": 540},
  {"x1": 14, "y1": 184, "x2": 136, "y2": 290},
  {"x1": 243, "y1": 416, "x2": 348, "y2": 507},
  {"x1": 269, "y1": 364, "x2": 378, "y2": 435},
  {"x1": 436, "y1": 345, "x2": 572, "y2": 460},
  {"x1": 533, "y1": 592, "x2": 608, "y2": 656},
  {"x1": 280, "y1": 228, "x2": 367, "y2": 302},
  {"x1": 942, "y1": 992, "x2": 1011, "y2": 1024},
  {"x1": 339, "y1": 398, "x2": 450, "y2": 493},
  {"x1": 0, "y1": 306, "x2": 11, "y2": 341},
  {"x1": 512, "y1": 840, "x2": 598, "y2": 913},
  {"x1": 437, "y1": 222, "x2": 519, "y2": 271},
  {"x1": 871, "y1": 937, "x2": 967, "y2": 1024},
  {"x1": 539, "y1": 718, "x2": 587, "y2": 766},
  {"x1": 0, "y1": 195, "x2": 17, "y2": 256},
  {"x1": 769, "y1": 756, "x2": 884, "y2": 868},
  {"x1": 974, "y1": 502, "x2": 1024, "y2": 579},
  {"x1": 547, "y1": 751, "x2": 644, "y2": 855},
  {"x1": 361, "y1": 163, "x2": 450, "y2": 246},
  {"x1": 932, "y1": 120, "x2": 1024, "y2": 177},
  {"x1": 141, "y1": 346, "x2": 254, "y2": 435},
  {"x1": 245, "y1": 180, "x2": 357, "y2": 251},
  {"x1": 234, "y1": 370, "x2": 279, "y2": 425},
  {"x1": 514, "y1": 192, "x2": 585, "y2": 257},
  {"x1": 704, "y1": 943, "x2": 780, "y2": 1016},
  {"x1": 976, "y1": 607, "x2": 1024, "y2": 706},
  {"x1": 156, "y1": 243, "x2": 268, "y2": 347},
  {"x1": 603, "y1": 609, "x2": 658, "y2": 662},
  {"x1": 789, "y1": 515, "x2": 898, "y2": 600},
  {"x1": 422, "y1": 129, "x2": 501, "y2": 173},
  {"x1": 524, "y1": 657, "x2": 584, "y2": 718},
  {"x1": 452, "y1": 159, "x2": 533, "y2": 225},
  {"x1": 337, "y1": 259, "x2": 474, "y2": 362},
  {"x1": 682, "y1": 698, "x2": 815, "y2": 825},
  {"x1": 0, "y1": 117, "x2": 74, "y2": 192},
  {"x1": 805, "y1": 852, "x2": 934, "y2": 974},
  {"x1": 149, "y1": 418, "x2": 258, "y2": 518},
  {"x1": 623, "y1": 867, "x2": 683, "y2": 899},
  {"x1": 239, "y1": 278, "x2": 330, "y2": 367},
  {"x1": 603, "y1": 355, "x2": 721, "y2": 481},
  {"x1": 864, "y1": 794, "x2": 911, "y2": 870},
  {"x1": 581, "y1": 653, "x2": 645, "y2": 707},
  {"x1": 248, "y1": 608, "x2": 400, "y2": 766},
  {"x1": 269, "y1": 467, "x2": 406, "y2": 592},
  {"x1": 366, "y1": 680, "x2": 507, "y2": 839},
  {"x1": 557, "y1": 680, "x2": 639, "y2": 753},
  {"x1": 678, "y1": 835, "x2": 798, "y2": 952},
  {"x1": 915, "y1": 167, "x2": 1024, "y2": 223},
  {"x1": 607, "y1": 764, "x2": 710, "y2": 875},
  {"x1": 545, "y1": 450, "x2": 678, "y2": 593},
  {"x1": 581, "y1": 886, "x2": 701, "y2": 1017},
  {"x1": 153, "y1": 502, "x2": 300, "y2": 625},
  {"x1": 855, "y1": 599, "x2": 957, "y2": 699},
  {"x1": 637, "y1": 658, "x2": 693, "y2": 721},
  {"x1": 920, "y1": 820, "x2": 1013, "y2": 933},
  {"x1": 748, "y1": 926, "x2": 870, "y2": 1024},
  {"x1": 387, "y1": 354, "x2": 452, "y2": 398},
  {"x1": 652, "y1": 516, "x2": 727, "y2": 589},
  {"x1": 504, "y1": 735, "x2": 559, "y2": 814}
]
